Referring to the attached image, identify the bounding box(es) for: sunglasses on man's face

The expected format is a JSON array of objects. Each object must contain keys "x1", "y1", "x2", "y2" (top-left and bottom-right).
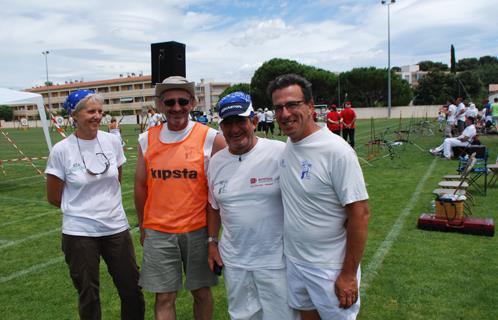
[{"x1": 162, "y1": 98, "x2": 191, "y2": 107}]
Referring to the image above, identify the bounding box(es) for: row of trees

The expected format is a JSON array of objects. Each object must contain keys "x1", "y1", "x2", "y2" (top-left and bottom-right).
[
  {"x1": 219, "y1": 55, "x2": 498, "y2": 109},
  {"x1": 220, "y1": 58, "x2": 411, "y2": 109},
  {"x1": 414, "y1": 55, "x2": 498, "y2": 105}
]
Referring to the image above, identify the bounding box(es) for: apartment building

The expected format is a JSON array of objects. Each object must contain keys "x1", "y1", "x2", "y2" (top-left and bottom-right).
[
  {"x1": 16, "y1": 75, "x2": 230, "y2": 119},
  {"x1": 397, "y1": 65, "x2": 428, "y2": 87}
]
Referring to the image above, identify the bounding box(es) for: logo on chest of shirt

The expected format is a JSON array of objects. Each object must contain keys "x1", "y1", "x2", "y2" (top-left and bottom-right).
[
  {"x1": 249, "y1": 176, "x2": 275, "y2": 187},
  {"x1": 215, "y1": 180, "x2": 228, "y2": 194},
  {"x1": 69, "y1": 162, "x2": 85, "y2": 173},
  {"x1": 280, "y1": 159, "x2": 286, "y2": 168},
  {"x1": 300, "y1": 160, "x2": 312, "y2": 180},
  {"x1": 183, "y1": 145, "x2": 198, "y2": 160},
  {"x1": 150, "y1": 168, "x2": 198, "y2": 180}
]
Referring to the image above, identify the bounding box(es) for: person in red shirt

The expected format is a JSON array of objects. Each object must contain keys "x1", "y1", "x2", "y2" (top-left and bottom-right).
[
  {"x1": 340, "y1": 101, "x2": 356, "y2": 148},
  {"x1": 326, "y1": 104, "x2": 341, "y2": 135}
]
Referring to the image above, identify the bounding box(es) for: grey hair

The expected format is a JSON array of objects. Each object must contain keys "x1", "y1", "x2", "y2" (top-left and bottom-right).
[{"x1": 74, "y1": 93, "x2": 104, "y2": 114}]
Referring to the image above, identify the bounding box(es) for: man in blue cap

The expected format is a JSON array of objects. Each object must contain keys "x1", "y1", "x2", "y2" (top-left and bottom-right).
[{"x1": 206, "y1": 92, "x2": 298, "y2": 320}]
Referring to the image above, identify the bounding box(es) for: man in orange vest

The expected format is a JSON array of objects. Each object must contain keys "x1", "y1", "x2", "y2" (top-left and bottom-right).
[{"x1": 134, "y1": 76, "x2": 226, "y2": 320}]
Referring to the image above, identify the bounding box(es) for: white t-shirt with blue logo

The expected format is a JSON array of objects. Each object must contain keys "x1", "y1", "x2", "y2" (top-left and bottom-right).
[
  {"x1": 280, "y1": 127, "x2": 368, "y2": 269},
  {"x1": 207, "y1": 138, "x2": 286, "y2": 270},
  {"x1": 45, "y1": 131, "x2": 129, "y2": 236}
]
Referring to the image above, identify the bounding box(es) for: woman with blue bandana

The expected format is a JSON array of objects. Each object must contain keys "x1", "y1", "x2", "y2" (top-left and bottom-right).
[{"x1": 45, "y1": 90, "x2": 144, "y2": 320}]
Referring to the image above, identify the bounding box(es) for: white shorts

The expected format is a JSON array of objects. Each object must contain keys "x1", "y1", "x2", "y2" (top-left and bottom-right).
[
  {"x1": 223, "y1": 266, "x2": 299, "y2": 320},
  {"x1": 286, "y1": 259, "x2": 361, "y2": 320}
]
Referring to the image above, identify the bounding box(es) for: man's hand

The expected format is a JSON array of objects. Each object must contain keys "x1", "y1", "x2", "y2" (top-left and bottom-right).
[
  {"x1": 207, "y1": 243, "x2": 223, "y2": 272},
  {"x1": 334, "y1": 271, "x2": 358, "y2": 309}
]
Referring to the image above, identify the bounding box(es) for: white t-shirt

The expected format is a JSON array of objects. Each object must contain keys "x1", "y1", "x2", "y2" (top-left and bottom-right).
[
  {"x1": 45, "y1": 131, "x2": 129, "y2": 236},
  {"x1": 447, "y1": 104, "x2": 457, "y2": 124},
  {"x1": 257, "y1": 112, "x2": 265, "y2": 123},
  {"x1": 459, "y1": 124, "x2": 477, "y2": 141},
  {"x1": 208, "y1": 138, "x2": 286, "y2": 270},
  {"x1": 280, "y1": 127, "x2": 369, "y2": 269},
  {"x1": 146, "y1": 113, "x2": 163, "y2": 130},
  {"x1": 138, "y1": 121, "x2": 218, "y2": 172},
  {"x1": 456, "y1": 103, "x2": 466, "y2": 121},
  {"x1": 465, "y1": 106, "x2": 478, "y2": 119},
  {"x1": 265, "y1": 110, "x2": 274, "y2": 123}
]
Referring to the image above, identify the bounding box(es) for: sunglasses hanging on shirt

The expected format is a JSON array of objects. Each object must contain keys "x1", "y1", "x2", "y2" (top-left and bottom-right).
[{"x1": 76, "y1": 135, "x2": 110, "y2": 175}]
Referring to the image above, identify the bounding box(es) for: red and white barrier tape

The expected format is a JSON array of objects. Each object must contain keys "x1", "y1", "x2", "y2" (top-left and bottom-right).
[{"x1": 0, "y1": 130, "x2": 45, "y2": 178}]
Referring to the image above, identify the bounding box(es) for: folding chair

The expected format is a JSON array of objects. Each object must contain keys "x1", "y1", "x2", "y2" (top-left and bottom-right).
[
  {"x1": 487, "y1": 163, "x2": 498, "y2": 188},
  {"x1": 457, "y1": 146, "x2": 488, "y2": 196},
  {"x1": 433, "y1": 153, "x2": 477, "y2": 215}
]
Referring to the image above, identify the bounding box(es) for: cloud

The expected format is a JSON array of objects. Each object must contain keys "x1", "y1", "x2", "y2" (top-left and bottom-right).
[{"x1": 0, "y1": 0, "x2": 497, "y2": 89}]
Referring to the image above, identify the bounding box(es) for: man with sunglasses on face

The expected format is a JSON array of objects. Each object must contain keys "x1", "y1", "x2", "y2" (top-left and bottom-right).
[
  {"x1": 134, "y1": 76, "x2": 226, "y2": 320},
  {"x1": 268, "y1": 74, "x2": 370, "y2": 320}
]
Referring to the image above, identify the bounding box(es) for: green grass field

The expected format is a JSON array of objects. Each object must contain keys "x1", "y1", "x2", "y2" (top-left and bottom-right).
[{"x1": 1, "y1": 118, "x2": 497, "y2": 319}]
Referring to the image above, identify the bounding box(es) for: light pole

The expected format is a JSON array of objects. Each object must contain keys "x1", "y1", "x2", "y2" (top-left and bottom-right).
[
  {"x1": 42, "y1": 50, "x2": 51, "y2": 112},
  {"x1": 381, "y1": 0, "x2": 395, "y2": 118}
]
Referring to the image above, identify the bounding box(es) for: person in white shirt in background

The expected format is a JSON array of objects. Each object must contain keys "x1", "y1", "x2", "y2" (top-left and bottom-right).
[
  {"x1": 264, "y1": 107, "x2": 275, "y2": 138},
  {"x1": 207, "y1": 92, "x2": 298, "y2": 320},
  {"x1": 145, "y1": 107, "x2": 164, "y2": 130},
  {"x1": 465, "y1": 102, "x2": 478, "y2": 119},
  {"x1": 268, "y1": 74, "x2": 370, "y2": 320},
  {"x1": 256, "y1": 108, "x2": 266, "y2": 132},
  {"x1": 446, "y1": 98, "x2": 457, "y2": 137},
  {"x1": 455, "y1": 97, "x2": 467, "y2": 134},
  {"x1": 430, "y1": 116, "x2": 477, "y2": 159}
]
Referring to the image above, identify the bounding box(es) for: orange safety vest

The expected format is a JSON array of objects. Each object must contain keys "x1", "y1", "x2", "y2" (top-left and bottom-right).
[{"x1": 143, "y1": 123, "x2": 209, "y2": 233}]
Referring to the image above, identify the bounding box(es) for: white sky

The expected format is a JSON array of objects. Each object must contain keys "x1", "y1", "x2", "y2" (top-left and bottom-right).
[{"x1": 1, "y1": 0, "x2": 497, "y2": 90}]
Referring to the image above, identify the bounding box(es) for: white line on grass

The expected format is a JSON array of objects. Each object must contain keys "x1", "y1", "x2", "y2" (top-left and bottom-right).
[
  {"x1": 0, "y1": 174, "x2": 45, "y2": 184},
  {"x1": 0, "y1": 227, "x2": 139, "y2": 284},
  {"x1": 0, "y1": 195, "x2": 48, "y2": 204},
  {"x1": 0, "y1": 256, "x2": 65, "y2": 284},
  {"x1": 360, "y1": 158, "x2": 438, "y2": 296},
  {"x1": 0, "y1": 210, "x2": 57, "y2": 228},
  {"x1": 0, "y1": 228, "x2": 60, "y2": 250}
]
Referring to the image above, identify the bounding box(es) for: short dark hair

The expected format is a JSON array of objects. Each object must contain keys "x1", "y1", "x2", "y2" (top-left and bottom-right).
[{"x1": 267, "y1": 74, "x2": 313, "y2": 103}]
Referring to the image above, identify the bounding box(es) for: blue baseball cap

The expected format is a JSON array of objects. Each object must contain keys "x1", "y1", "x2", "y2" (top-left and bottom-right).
[
  {"x1": 218, "y1": 91, "x2": 254, "y2": 122},
  {"x1": 63, "y1": 89, "x2": 95, "y2": 114}
]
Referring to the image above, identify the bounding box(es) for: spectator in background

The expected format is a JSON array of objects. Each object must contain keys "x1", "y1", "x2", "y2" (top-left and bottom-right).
[
  {"x1": 455, "y1": 97, "x2": 467, "y2": 134},
  {"x1": 430, "y1": 116, "x2": 477, "y2": 159},
  {"x1": 446, "y1": 98, "x2": 457, "y2": 137},
  {"x1": 257, "y1": 108, "x2": 265, "y2": 132},
  {"x1": 491, "y1": 97, "x2": 498, "y2": 131},
  {"x1": 264, "y1": 107, "x2": 275, "y2": 138},
  {"x1": 197, "y1": 112, "x2": 208, "y2": 125},
  {"x1": 326, "y1": 104, "x2": 342, "y2": 135},
  {"x1": 145, "y1": 107, "x2": 163, "y2": 131},
  {"x1": 340, "y1": 101, "x2": 357, "y2": 148},
  {"x1": 465, "y1": 102, "x2": 478, "y2": 120},
  {"x1": 109, "y1": 117, "x2": 125, "y2": 146}
]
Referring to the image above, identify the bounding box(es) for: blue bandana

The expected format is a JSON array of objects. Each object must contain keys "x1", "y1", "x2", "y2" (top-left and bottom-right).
[
  {"x1": 63, "y1": 89, "x2": 95, "y2": 114},
  {"x1": 218, "y1": 91, "x2": 254, "y2": 122}
]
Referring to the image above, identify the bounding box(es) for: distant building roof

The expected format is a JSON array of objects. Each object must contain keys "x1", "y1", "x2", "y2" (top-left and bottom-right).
[
  {"x1": 489, "y1": 84, "x2": 498, "y2": 94},
  {"x1": 27, "y1": 75, "x2": 152, "y2": 93}
]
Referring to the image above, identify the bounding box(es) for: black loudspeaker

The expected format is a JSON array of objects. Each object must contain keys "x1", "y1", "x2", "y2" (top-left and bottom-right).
[{"x1": 151, "y1": 41, "x2": 186, "y2": 85}]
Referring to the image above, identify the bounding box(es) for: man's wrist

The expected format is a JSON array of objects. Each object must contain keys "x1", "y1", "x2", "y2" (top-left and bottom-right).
[{"x1": 207, "y1": 236, "x2": 219, "y2": 245}]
